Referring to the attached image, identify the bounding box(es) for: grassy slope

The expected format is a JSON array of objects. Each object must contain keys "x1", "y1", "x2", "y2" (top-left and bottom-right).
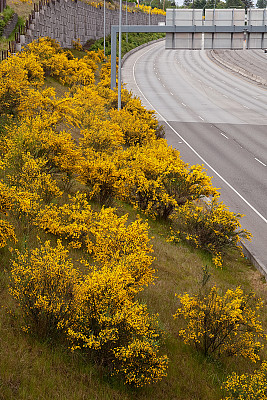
[
  {"x1": 0, "y1": 37, "x2": 267, "y2": 400},
  {"x1": 0, "y1": 177, "x2": 266, "y2": 400},
  {"x1": 0, "y1": 231, "x2": 266, "y2": 400}
]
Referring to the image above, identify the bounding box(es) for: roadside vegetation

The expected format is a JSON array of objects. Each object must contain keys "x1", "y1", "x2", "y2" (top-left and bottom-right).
[
  {"x1": 0, "y1": 36, "x2": 267, "y2": 400},
  {"x1": 88, "y1": 32, "x2": 166, "y2": 57}
]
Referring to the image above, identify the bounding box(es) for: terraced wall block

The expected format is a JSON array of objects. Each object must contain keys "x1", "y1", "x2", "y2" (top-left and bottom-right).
[{"x1": 24, "y1": 0, "x2": 165, "y2": 48}]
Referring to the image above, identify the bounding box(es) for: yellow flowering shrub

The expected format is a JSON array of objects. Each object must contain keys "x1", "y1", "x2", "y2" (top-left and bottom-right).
[
  {"x1": 80, "y1": 117, "x2": 124, "y2": 153},
  {"x1": 23, "y1": 37, "x2": 96, "y2": 87},
  {"x1": 9, "y1": 240, "x2": 81, "y2": 338},
  {"x1": 109, "y1": 96, "x2": 162, "y2": 146},
  {"x1": 77, "y1": 149, "x2": 125, "y2": 205},
  {"x1": 34, "y1": 195, "x2": 154, "y2": 292},
  {"x1": 47, "y1": 53, "x2": 95, "y2": 86},
  {"x1": 0, "y1": 180, "x2": 14, "y2": 214},
  {"x1": 0, "y1": 179, "x2": 40, "y2": 228},
  {"x1": 112, "y1": 335, "x2": 168, "y2": 387},
  {"x1": 0, "y1": 219, "x2": 17, "y2": 248},
  {"x1": 99, "y1": 56, "x2": 113, "y2": 87},
  {"x1": 96, "y1": 82, "x2": 118, "y2": 109},
  {"x1": 170, "y1": 197, "x2": 252, "y2": 267},
  {"x1": 6, "y1": 152, "x2": 62, "y2": 204},
  {"x1": 222, "y1": 361, "x2": 267, "y2": 400},
  {"x1": 72, "y1": 85, "x2": 107, "y2": 127},
  {"x1": 87, "y1": 207, "x2": 155, "y2": 292},
  {"x1": 0, "y1": 53, "x2": 44, "y2": 115},
  {"x1": 85, "y1": 49, "x2": 104, "y2": 64},
  {"x1": 24, "y1": 37, "x2": 63, "y2": 66},
  {"x1": 123, "y1": 97, "x2": 161, "y2": 133},
  {"x1": 34, "y1": 192, "x2": 94, "y2": 249},
  {"x1": 174, "y1": 285, "x2": 266, "y2": 361},
  {"x1": 137, "y1": 4, "x2": 166, "y2": 15},
  {"x1": 119, "y1": 139, "x2": 215, "y2": 219},
  {"x1": 67, "y1": 264, "x2": 168, "y2": 386},
  {"x1": 3, "y1": 117, "x2": 82, "y2": 178},
  {"x1": 72, "y1": 38, "x2": 83, "y2": 51},
  {"x1": 109, "y1": 107, "x2": 156, "y2": 146},
  {"x1": 15, "y1": 52, "x2": 45, "y2": 87}
]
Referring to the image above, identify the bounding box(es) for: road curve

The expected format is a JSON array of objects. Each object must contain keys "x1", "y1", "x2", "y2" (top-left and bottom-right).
[{"x1": 121, "y1": 41, "x2": 267, "y2": 275}]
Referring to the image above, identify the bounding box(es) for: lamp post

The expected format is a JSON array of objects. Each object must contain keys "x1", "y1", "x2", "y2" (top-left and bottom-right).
[
  {"x1": 126, "y1": 0, "x2": 128, "y2": 42},
  {"x1": 118, "y1": 0, "x2": 122, "y2": 109},
  {"x1": 104, "y1": 0, "x2": 106, "y2": 58},
  {"x1": 149, "y1": 0, "x2": 152, "y2": 25}
]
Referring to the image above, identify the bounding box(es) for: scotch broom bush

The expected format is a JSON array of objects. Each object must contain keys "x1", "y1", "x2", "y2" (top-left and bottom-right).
[
  {"x1": 67, "y1": 264, "x2": 168, "y2": 386},
  {"x1": 174, "y1": 285, "x2": 266, "y2": 362},
  {"x1": 170, "y1": 196, "x2": 252, "y2": 267},
  {"x1": 222, "y1": 361, "x2": 267, "y2": 400},
  {"x1": 35, "y1": 196, "x2": 155, "y2": 293},
  {"x1": 119, "y1": 139, "x2": 216, "y2": 219},
  {"x1": 0, "y1": 218, "x2": 16, "y2": 248},
  {"x1": 9, "y1": 240, "x2": 81, "y2": 338}
]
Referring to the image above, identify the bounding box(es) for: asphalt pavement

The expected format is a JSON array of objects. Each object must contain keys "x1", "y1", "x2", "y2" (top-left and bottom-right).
[{"x1": 121, "y1": 41, "x2": 267, "y2": 276}]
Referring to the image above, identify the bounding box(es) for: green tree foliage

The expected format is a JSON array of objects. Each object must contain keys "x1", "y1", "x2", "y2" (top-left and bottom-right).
[{"x1": 256, "y1": 0, "x2": 267, "y2": 7}]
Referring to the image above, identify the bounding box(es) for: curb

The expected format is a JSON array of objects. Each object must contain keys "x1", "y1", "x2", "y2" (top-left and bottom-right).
[
  {"x1": 240, "y1": 242, "x2": 267, "y2": 280},
  {"x1": 209, "y1": 49, "x2": 267, "y2": 87}
]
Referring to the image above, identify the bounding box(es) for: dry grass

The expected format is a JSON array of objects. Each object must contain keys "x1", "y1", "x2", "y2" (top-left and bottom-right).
[{"x1": 6, "y1": 0, "x2": 36, "y2": 21}]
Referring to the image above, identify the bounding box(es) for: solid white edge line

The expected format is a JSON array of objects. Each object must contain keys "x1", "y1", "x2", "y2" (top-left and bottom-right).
[
  {"x1": 255, "y1": 157, "x2": 267, "y2": 167},
  {"x1": 131, "y1": 43, "x2": 267, "y2": 225}
]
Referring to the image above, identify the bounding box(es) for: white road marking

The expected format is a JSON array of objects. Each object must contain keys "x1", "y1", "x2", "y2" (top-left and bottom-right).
[
  {"x1": 220, "y1": 132, "x2": 229, "y2": 139},
  {"x1": 255, "y1": 158, "x2": 266, "y2": 167},
  {"x1": 132, "y1": 44, "x2": 267, "y2": 225}
]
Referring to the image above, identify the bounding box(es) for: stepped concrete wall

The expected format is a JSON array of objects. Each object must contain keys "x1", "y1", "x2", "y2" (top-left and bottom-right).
[
  {"x1": 2, "y1": 13, "x2": 18, "y2": 38},
  {"x1": 24, "y1": 0, "x2": 166, "y2": 48},
  {"x1": 0, "y1": 0, "x2": 6, "y2": 13}
]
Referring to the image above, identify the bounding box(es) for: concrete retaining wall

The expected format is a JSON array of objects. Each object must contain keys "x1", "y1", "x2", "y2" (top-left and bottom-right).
[
  {"x1": 2, "y1": 13, "x2": 18, "y2": 38},
  {"x1": 24, "y1": 0, "x2": 166, "y2": 48}
]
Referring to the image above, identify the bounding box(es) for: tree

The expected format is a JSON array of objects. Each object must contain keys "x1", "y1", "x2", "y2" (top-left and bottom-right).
[
  {"x1": 225, "y1": 0, "x2": 244, "y2": 8},
  {"x1": 241, "y1": 0, "x2": 253, "y2": 9},
  {"x1": 183, "y1": 0, "x2": 193, "y2": 7},
  {"x1": 256, "y1": 0, "x2": 267, "y2": 7},
  {"x1": 183, "y1": 0, "x2": 206, "y2": 8}
]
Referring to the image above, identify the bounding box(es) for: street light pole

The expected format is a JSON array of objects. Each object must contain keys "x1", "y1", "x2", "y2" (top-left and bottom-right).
[
  {"x1": 126, "y1": 0, "x2": 128, "y2": 42},
  {"x1": 118, "y1": 0, "x2": 122, "y2": 109},
  {"x1": 149, "y1": 0, "x2": 152, "y2": 25},
  {"x1": 104, "y1": 0, "x2": 106, "y2": 58}
]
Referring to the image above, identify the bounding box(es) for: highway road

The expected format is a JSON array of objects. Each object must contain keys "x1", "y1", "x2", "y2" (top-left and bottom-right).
[{"x1": 121, "y1": 41, "x2": 267, "y2": 275}]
